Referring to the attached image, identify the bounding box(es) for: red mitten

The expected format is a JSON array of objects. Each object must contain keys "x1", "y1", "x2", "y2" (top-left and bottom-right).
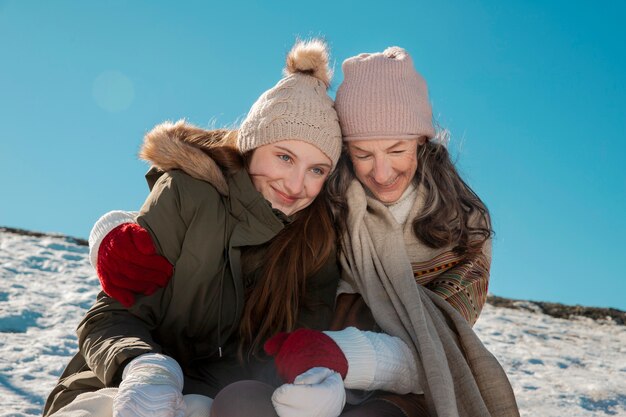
[
  {"x1": 264, "y1": 328, "x2": 348, "y2": 383},
  {"x1": 97, "y1": 223, "x2": 173, "y2": 307}
]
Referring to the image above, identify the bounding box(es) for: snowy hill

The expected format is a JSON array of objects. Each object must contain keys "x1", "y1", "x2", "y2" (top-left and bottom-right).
[{"x1": 1, "y1": 227, "x2": 625, "y2": 416}]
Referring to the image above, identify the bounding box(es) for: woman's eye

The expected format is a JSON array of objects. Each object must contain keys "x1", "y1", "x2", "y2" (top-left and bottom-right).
[
  {"x1": 354, "y1": 154, "x2": 370, "y2": 160},
  {"x1": 311, "y1": 167, "x2": 325, "y2": 176},
  {"x1": 278, "y1": 154, "x2": 291, "y2": 162}
]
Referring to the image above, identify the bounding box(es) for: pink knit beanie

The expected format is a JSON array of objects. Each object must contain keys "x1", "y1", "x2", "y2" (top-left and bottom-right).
[{"x1": 335, "y1": 46, "x2": 435, "y2": 142}]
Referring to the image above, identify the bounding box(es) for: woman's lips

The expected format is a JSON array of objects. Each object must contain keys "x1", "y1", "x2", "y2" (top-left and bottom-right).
[
  {"x1": 372, "y1": 175, "x2": 400, "y2": 190},
  {"x1": 272, "y1": 187, "x2": 297, "y2": 204}
]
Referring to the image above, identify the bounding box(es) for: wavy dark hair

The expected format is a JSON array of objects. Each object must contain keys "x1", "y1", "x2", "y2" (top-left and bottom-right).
[
  {"x1": 328, "y1": 135, "x2": 492, "y2": 256},
  {"x1": 180, "y1": 126, "x2": 336, "y2": 357}
]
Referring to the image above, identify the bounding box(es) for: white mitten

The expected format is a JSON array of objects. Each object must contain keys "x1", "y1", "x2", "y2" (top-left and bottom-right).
[
  {"x1": 324, "y1": 327, "x2": 420, "y2": 394},
  {"x1": 113, "y1": 353, "x2": 186, "y2": 417},
  {"x1": 272, "y1": 367, "x2": 346, "y2": 417}
]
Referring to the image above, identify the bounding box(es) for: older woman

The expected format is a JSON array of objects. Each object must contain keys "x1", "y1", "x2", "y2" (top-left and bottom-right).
[{"x1": 260, "y1": 47, "x2": 520, "y2": 417}]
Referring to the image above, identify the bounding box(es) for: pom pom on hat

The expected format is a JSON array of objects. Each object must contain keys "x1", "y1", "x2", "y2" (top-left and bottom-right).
[
  {"x1": 382, "y1": 46, "x2": 409, "y2": 60},
  {"x1": 285, "y1": 39, "x2": 333, "y2": 88}
]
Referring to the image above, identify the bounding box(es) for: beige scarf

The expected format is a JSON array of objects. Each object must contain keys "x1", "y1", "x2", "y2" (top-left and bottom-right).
[{"x1": 339, "y1": 179, "x2": 519, "y2": 417}]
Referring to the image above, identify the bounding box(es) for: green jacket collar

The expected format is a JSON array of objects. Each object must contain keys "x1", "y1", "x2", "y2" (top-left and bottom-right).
[{"x1": 226, "y1": 169, "x2": 286, "y2": 247}]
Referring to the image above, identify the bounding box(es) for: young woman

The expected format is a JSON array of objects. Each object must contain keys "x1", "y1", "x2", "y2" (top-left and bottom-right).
[
  {"x1": 43, "y1": 39, "x2": 343, "y2": 417},
  {"x1": 67, "y1": 47, "x2": 520, "y2": 417}
]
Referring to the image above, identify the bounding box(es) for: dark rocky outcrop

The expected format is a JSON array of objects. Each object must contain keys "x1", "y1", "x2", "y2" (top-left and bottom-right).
[
  {"x1": 0, "y1": 226, "x2": 88, "y2": 246},
  {"x1": 487, "y1": 295, "x2": 625, "y2": 325}
]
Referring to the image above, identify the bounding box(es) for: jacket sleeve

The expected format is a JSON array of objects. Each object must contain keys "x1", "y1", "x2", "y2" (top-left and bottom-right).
[
  {"x1": 77, "y1": 292, "x2": 163, "y2": 386},
  {"x1": 135, "y1": 172, "x2": 188, "y2": 264},
  {"x1": 78, "y1": 171, "x2": 220, "y2": 385},
  {"x1": 425, "y1": 238, "x2": 492, "y2": 325}
]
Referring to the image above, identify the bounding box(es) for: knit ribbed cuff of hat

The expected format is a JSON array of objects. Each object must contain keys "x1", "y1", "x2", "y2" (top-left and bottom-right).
[{"x1": 342, "y1": 133, "x2": 425, "y2": 142}]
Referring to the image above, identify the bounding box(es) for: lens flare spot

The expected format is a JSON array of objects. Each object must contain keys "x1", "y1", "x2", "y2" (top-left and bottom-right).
[{"x1": 92, "y1": 70, "x2": 135, "y2": 112}]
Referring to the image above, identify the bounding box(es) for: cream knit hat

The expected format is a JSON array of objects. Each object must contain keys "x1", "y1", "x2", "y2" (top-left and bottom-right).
[
  {"x1": 238, "y1": 39, "x2": 342, "y2": 169},
  {"x1": 335, "y1": 46, "x2": 435, "y2": 142}
]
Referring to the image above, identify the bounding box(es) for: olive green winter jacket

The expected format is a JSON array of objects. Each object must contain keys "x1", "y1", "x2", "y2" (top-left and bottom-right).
[{"x1": 43, "y1": 122, "x2": 340, "y2": 415}]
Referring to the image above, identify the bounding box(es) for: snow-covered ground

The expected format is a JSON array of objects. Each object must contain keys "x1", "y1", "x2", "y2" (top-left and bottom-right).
[{"x1": 1, "y1": 229, "x2": 625, "y2": 416}]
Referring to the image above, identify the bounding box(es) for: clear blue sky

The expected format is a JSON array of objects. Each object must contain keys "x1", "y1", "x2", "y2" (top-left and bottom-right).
[{"x1": 1, "y1": 0, "x2": 624, "y2": 310}]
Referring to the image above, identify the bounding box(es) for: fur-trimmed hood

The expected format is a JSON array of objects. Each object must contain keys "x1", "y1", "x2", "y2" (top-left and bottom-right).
[{"x1": 139, "y1": 120, "x2": 231, "y2": 196}]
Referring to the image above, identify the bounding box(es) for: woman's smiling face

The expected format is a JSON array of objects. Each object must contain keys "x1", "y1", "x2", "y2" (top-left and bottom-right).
[
  {"x1": 347, "y1": 139, "x2": 420, "y2": 204},
  {"x1": 248, "y1": 140, "x2": 332, "y2": 216}
]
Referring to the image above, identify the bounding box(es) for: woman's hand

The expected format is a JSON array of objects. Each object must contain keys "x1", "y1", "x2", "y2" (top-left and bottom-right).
[
  {"x1": 89, "y1": 211, "x2": 173, "y2": 307},
  {"x1": 264, "y1": 329, "x2": 348, "y2": 383},
  {"x1": 113, "y1": 353, "x2": 185, "y2": 417},
  {"x1": 266, "y1": 327, "x2": 420, "y2": 394},
  {"x1": 272, "y1": 367, "x2": 345, "y2": 417}
]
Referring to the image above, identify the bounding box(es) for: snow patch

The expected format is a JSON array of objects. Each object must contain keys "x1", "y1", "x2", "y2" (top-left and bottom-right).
[{"x1": 1, "y1": 229, "x2": 625, "y2": 416}]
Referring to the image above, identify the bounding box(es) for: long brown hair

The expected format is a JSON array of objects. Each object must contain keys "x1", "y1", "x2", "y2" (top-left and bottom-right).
[
  {"x1": 238, "y1": 187, "x2": 336, "y2": 357},
  {"x1": 328, "y1": 137, "x2": 492, "y2": 255},
  {"x1": 183, "y1": 127, "x2": 337, "y2": 357}
]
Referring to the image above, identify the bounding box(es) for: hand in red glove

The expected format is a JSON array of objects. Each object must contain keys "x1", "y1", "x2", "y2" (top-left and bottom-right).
[
  {"x1": 96, "y1": 223, "x2": 173, "y2": 307},
  {"x1": 264, "y1": 328, "x2": 348, "y2": 384}
]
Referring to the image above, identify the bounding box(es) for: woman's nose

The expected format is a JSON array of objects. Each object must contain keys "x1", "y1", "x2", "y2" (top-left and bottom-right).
[
  {"x1": 283, "y1": 169, "x2": 305, "y2": 195},
  {"x1": 372, "y1": 156, "x2": 393, "y2": 184}
]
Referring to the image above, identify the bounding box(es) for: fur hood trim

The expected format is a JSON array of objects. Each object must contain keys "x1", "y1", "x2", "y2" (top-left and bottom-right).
[{"x1": 139, "y1": 120, "x2": 230, "y2": 196}]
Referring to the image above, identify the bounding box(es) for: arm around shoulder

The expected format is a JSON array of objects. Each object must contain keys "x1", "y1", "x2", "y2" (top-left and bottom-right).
[{"x1": 427, "y1": 238, "x2": 492, "y2": 325}]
